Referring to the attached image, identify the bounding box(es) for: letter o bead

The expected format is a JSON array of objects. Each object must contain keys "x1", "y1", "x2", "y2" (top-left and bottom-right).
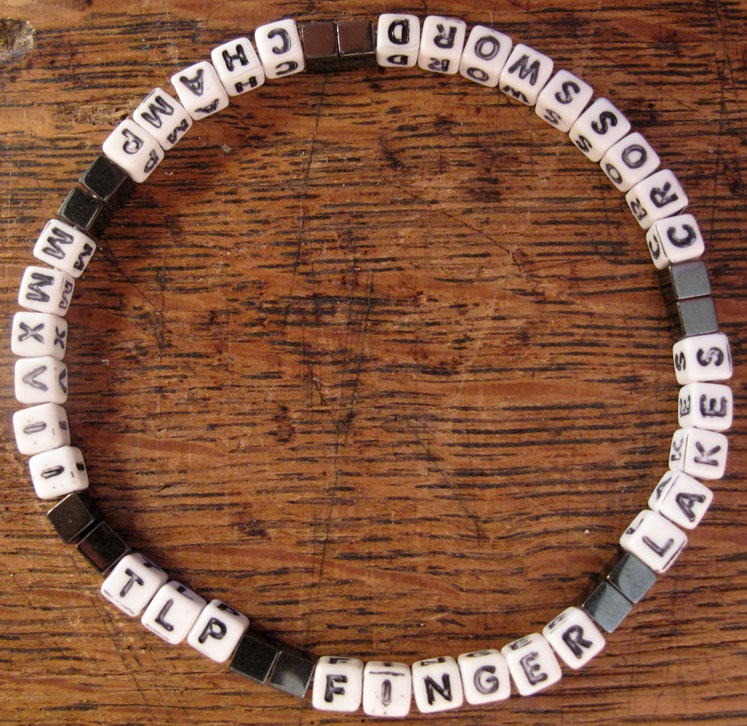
[
  {"x1": 457, "y1": 649, "x2": 510, "y2": 705},
  {"x1": 411, "y1": 655, "x2": 464, "y2": 713},
  {"x1": 501, "y1": 633, "x2": 561, "y2": 696},
  {"x1": 362, "y1": 660, "x2": 412, "y2": 718},
  {"x1": 141, "y1": 580, "x2": 207, "y2": 644},
  {"x1": 542, "y1": 607, "x2": 605, "y2": 669},
  {"x1": 101, "y1": 552, "x2": 168, "y2": 616},
  {"x1": 311, "y1": 656, "x2": 364, "y2": 712},
  {"x1": 187, "y1": 599, "x2": 249, "y2": 663}
]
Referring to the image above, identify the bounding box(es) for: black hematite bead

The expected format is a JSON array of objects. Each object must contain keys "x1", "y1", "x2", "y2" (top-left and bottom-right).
[
  {"x1": 77, "y1": 521, "x2": 129, "y2": 574},
  {"x1": 300, "y1": 21, "x2": 340, "y2": 73},
  {"x1": 47, "y1": 491, "x2": 99, "y2": 543},
  {"x1": 669, "y1": 296, "x2": 719, "y2": 340},
  {"x1": 229, "y1": 629, "x2": 280, "y2": 684},
  {"x1": 269, "y1": 646, "x2": 316, "y2": 698},
  {"x1": 581, "y1": 581, "x2": 632, "y2": 633},
  {"x1": 58, "y1": 186, "x2": 112, "y2": 240},
  {"x1": 659, "y1": 260, "x2": 712, "y2": 306},
  {"x1": 337, "y1": 21, "x2": 376, "y2": 70},
  {"x1": 80, "y1": 155, "x2": 134, "y2": 211},
  {"x1": 607, "y1": 551, "x2": 658, "y2": 603}
]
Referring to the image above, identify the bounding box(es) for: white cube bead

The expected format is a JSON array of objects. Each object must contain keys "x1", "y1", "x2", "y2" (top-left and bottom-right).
[
  {"x1": 362, "y1": 661, "x2": 412, "y2": 718},
  {"x1": 459, "y1": 26, "x2": 512, "y2": 87},
  {"x1": 678, "y1": 382, "x2": 733, "y2": 432},
  {"x1": 187, "y1": 599, "x2": 249, "y2": 663},
  {"x1": 33, "y1": 219, "x2": 96, "y2": 278},
  {"x1": 570, "y1": 98, "x2": 631, "y2": 162},
  {"x1": 600, "y1": 132, "x2": 661, "y2": 192},
  {"x1": 102, "y1": 119, "x2": 164, "y2": 183},
  {"x1": 29, "y1": 445, "x2": 88, "y2": 499},
  {"x1": 312, "y1": 656, "x2": 364, "y2": 713},
  {"x1": 649, "y1": 471, "x2": 714, "y2": 530},
  {"x1": 133, "y1": 88, "x2": 193, "y2": 150},
  {"x1": 102, "y1": 552, "x2": 169, "y2": 617},
  {"x1": 411, "y1": 656, "x2": 463, "y2": 713},
  {"x1": 170, "y1": 61, "x2": 229, "y2": 120},
  {"x1": 376, "y1": 14, "x2": 421, "y2": 68},
  {"x1": 673, "y1": 332, "x2": 732, "y2": 385},
  {"x1": 211, "y1": 38, "x2": 266, "y2": 96},
  {"x1": 418, "y1": 16, "x2": 467, "y2": 75},
  {"x1": 141, "y1": 580, "x2": 207, "y2": 645},
  {"x1": 18, "y1": 265, "x2": 74, "y2": 316},
  {"x1": 620, "y1": 509, "x2": 687, "y2": 573},
  {"x1": 499, "y1": 43, "x2": 554, "y2": 105},
  {"x1": 254, "y1": 19, "x2": 305, "y2": 79},
  {"x1": 501, "y1": 633, "x2": 561, "y2": 696},
  {"x1": 542, "y1": 607, "x2": 605, "y2": 670},
  {"x1": 15, "y1": 356, "x2": 67, "y2": 405},
  {"x1": 669, "y1": 427, "x2": 728, "y2": 480},
  {"x1": 11, "y1": 311, "x2": 67, "y2": 360},
  {"x1": 646, "y1": 213, "x2": 705, "y2": 269},
  {"x1": 626, "y1": 169, "x2": 689, "y2": 229},
  {"x1": 13, "y1": 403, "x2": 70, "y2": 455},
  {"x1": 457, "y1": 649, "x2": 510, "y2": 705},
  {"x1": 535, "y1": 69, "x2": 593, "y2": 132}
]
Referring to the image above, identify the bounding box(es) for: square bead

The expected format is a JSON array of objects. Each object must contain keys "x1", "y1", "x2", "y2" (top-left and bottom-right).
[
  {"x1": 535, "y1": 69, "x2": 593, "y2": 132},
  {"x1": 255, "y1": 19, "x2": 305, "y2": 79},
  {"x1": 101, "y1": 552, "x2": 169, "y2": 617},
  {"x1": 669, "y1": 427, "x2": 728, "y2": 480},
  {"x1": 102, "y1": 119, "x2": 164, "y2": 183},
  {"x1": 13, "y1": 403, "x2": 70, "y2": 455},
  {"x1": 606, "y1": 551, "x2": 657, "y2": 604},
  {"x1": 312, "y1": 656, "x2": 364, "y2": 713},
  {"x1": 626, "y1": 169, "x2": 689, "y2": 229},
  {"x1": 269, "y1": 646, "x2": 316, "y2": 698},
  {"x1": 570, "y1": 98, "x2": 631, "y2": 162},
  {"x1": 19, "y1": 265, "x2": 74, "y2": 316},
  {"x1": 77, "y1": 521, "x2": 129, "y2": 574},
  {"x1": 376, "y1": 13, "x2": 420, "y2": 68},
  {"x1": 58, "y1": 186, "x2": 111, "y2": 240},
  {"x1": 141, "y1": 580, "x2": 207, "y2": 644},
  {"x1": 29, "y1": 445, "x2": 88, "y2": 499},
  {"x1": 15, "y1": 356, "x2": 68, "y2": 405},
  {"x1": 11, "y1": 311, "x2": 67, "y2": 359},
  {"x1": 411, "y1": 656, "x2": 464, "y2": 713},
  {"x1": 211, "y1": 38, "x2": 266, "y2": 96},
  {"x1": 362, "y1": 661, "x2": 412, "y2": 718},
  {"x1": 187, "y1": 599, "x2": 250, "y2": 663},
  {"x1": 459, "y1": 26, "x2": 512, "y2": 87},
  {"x1": 668, "y1": 297, "x2": 719, "y2": 340},
  {"x1": 673, "y1": 332, "x2": 732, "y2": 384},
  {"x1": 600, "y1": 132, "x2": 660, "y2": 192},
  {"x1": 33, "y1": 219, "x2": 96, "y2": 278},
  {"x1": 678, "y1": 382, "x2": 733, "y2": 431},
  {"x1": 230, "y1": 629, "x2": 280, "y2": 684},
  {"x1": 300, "y1": 22, "x2": 340, "y2": 73},
  {"x1": 581, "y1": 581, "x2": 632, "y2": 633},
  {"x1": 646, "y1": 213, "x2": 705, "y2": 269},
  {"x1": 620, "y1": 509, "x2": 687, "y2": 574},
  {"x1": 660, "y1": 260, "x2": 711, "y2": 305},
  {"x1": 133, "y1": 88, "x2": 193, "y2": 150},
  {"x1": 457, "y1": 649, "x2": 510, "y2": 705},
  {"x1": 170, "y1": 61, "x2": 229, "y2": 120},
  {"x1": 418, "y1": 16, "x2": 467, "y2": 75},
  {"x1": 543, "y1": 607, "x2": 605, "y2": 669},
  {"x1": 79, "y1": 155, "x2": 134, "y2": 211},
  {"x1": 501, "y1": 633, "x2": 561, "y2": 696},
  {"x1": 337, "y1": 21, "x2": 376, "y2": 70},
  {"x1": 649, "y1": 471, "x2": 714, "y2": 530},
  {"x1": 499, "y1": 43, "x2": 554, "y2": 105},
  {"x1": 46, "y1": 491, "x2": 99, "y2": 542}
]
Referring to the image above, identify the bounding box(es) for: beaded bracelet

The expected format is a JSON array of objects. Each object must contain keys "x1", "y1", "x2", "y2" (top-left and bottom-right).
[{"x1": 11, "y1": 13, "x2": 734, "y2": 718}]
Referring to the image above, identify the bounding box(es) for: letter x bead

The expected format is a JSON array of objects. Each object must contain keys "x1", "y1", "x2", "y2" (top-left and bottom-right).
[
  {"x1": 411, "y1": 656, "x2": 464, "y2": 713},
  {"x1": 141, "y1": 580, "x2": 207, "y2": 644},
  {"x1": 312, "y1": 656, "x2": 364, "y2": 712},
  {"x1": 620, "y1": 509, "x2": 687, "y2": 574},
  {"x1": 11, "y1": 311, "x2": 67, "y2": 360},
  {"x1": 187, "y1": 599, "x2": 249, "y2": 663},
  {"x1": 457, "y1": 649, "x2": 510, "y2": 705},
  {"x1": 649, "y1": 471, "x2": 714, "y2": 530},
  {"x1": 669, "y1": 427, "x2": 728, "y2": 480},
  {"x1": 501, "y1": 633, "x2": 561, "y2": 696},
  {"x1": 362, "y1": 660, "x2": 412, "y2": 717},
  {"x1": 101, "y1": 552, "x2": 169, "y2": 616},
  {"x1": 542, "y1": 606, "x2": 605, "y2": 669}
]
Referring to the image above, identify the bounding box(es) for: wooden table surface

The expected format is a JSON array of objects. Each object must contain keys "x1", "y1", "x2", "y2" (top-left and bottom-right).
[{"x1": 1, "y1": 1, "x2": 745, "y2": 724}]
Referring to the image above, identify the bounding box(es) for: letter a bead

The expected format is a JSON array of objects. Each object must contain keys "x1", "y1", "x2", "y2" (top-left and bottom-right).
[
  {"x1": 411, "y1": 656, "x2": 464, "y2": 713},
  {"x1": 362, "y1": 660, "x2": 412, "y2": 717},
  {"x1": 542, "y1": 607, "x2": 605, "y2": 669},
  {"x1": 457, "y1": 649, "x2": 510, "y2": 705},
  {"x1": 101, "y1": 552, "x2": 169, "y2": 616},
  {"x1": 311, "y1": 656, "x2": 364, "y2": 712},
  {"x1": 649, "y1": 471, "x2": 713, "y2": 530},
  {"x1": 170, "y1": 61, "x2": 229, "y2": 120},
  {"x1": 501, "y1": 633, "x2": 561, "y2": 696}
]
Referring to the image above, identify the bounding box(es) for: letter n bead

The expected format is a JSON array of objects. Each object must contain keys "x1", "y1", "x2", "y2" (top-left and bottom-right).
[
  {"x1": 362, "y1": 661, "x2": 412, "y2": 718},
  {"x1": 141, "y1": 580, "x2": 207, "y2": 644},
  {"x1": 101, "y1": 552, "x2": 168, "y2": 616},
  {"x1": 376, "y1": 13, "x2": 420, "y2": 68},
  {"x1": 187, "y1": 599, "x2": 249, "y2": 663},
  {"x1": 501, "y1": 633, "x2": 561, "y2": 696},
  {"x1": 102, "y1": 119, "x2": 164, "y2": 183},
  {"x1": 620, "y1": 509, "x2": 687, "y2": 574},
  {"x1": 542, "y1": 607, "x2": 605, "y2": 669},
  {"x1": 457, "y1": 649, "x2": 510, "y2": 705},
  {"x1": 411, "y1": 656, "x2": 464, "y2": 713},
  {"x1": 311, "y1": 656, "x2": 364, "y2": 712}
]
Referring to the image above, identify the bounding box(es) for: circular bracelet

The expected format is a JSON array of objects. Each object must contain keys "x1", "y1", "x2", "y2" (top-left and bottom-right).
[{"x1": 10, "y1": 12, "x2": 734, "y2": 720}]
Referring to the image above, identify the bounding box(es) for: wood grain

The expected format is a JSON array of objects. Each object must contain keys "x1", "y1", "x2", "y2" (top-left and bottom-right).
[{"x1": 1, "y1": 1, "x2": 745, "y2": 725}]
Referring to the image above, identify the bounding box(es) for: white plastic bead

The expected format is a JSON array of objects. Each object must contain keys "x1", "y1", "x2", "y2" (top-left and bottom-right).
[
  {"x1": 673, "y1": 332, "x2": 732, "y2": 385},
  {"x1": 418, "y1": 16, "x2": 467, "y2": 75},
  {"x1": 458, "y1": 25, "x2": 512, "y2": 87},
  {"x1": 32, "y1": 219, "x2": 96, "y2": 278},
  {"x1": 499, "y1": 43, "x2": 554, "y2": 105},
  {"x1": 170, "y1": 61, "x2": 229, "y2": 120},
  {"x1": 29, "y1": 445, "x2": 88, "y2": 499},
  {"x1": 620, "y1": 509, "x2": 687, "y2": 574},
  {"x1": 362, "y1": 660, "x2": 412, "y2": 718},
  {"x1": 535, "y1": 69, "x2": 593, "y2": 132},
  {"x1": 376, "y1": 14, "x2": 421, "y2": 68},
  {"x1": 669, "y1": 427, "x2": 728, "y2": 480},
  {"x1": 102, "y1": 119, "x2": 164, "y2": 183},
  {"x1": 626, "y1": 169, "x2": 689, "y2": 229},
  {"x1": 211, "y1": 38, "x2": 266, "y2": 96},
  {"x1": 101, "y1": 552, "x2": 169, "y2": 617},
  {"x1": 457, "y1": 649, "x2": 510, "y2": 705},
  {"x1": 11, "y1": 311, "x2": 67, "y2": 360},
  {"x1": 542, "y1": 606, "x2": 605, "y2": 669},
  {"x1": 254, "y1": 19, "x2": 305, "y2": 79},
  {"x1": 312, "y1": 656, "x2": 364, "y2": 713},
  {"x1": 600, "y1": 132, "x2": 660, "y2": 192},
  {"x1": 678, "y1": 382, "x2": 733, "y2": 431},
  {"x1": 646, "y1": 213, "x2": 705, "y2": 269},
  {"x1": 132, "y1": 88, "x2": 193, "y2": 150},
  {"x1": 15, "y1": 356, "x2": 67, "y2": 405},
  {"x1": 569, "y1": 98, "x2": 631, "y2": 162},
  {"x1": 13, "y1": 403, "x2": 70, "y2": 455},
  {"x1": 18, "y1": 265, "x2": 74, "y2": 316},
  {"x1": 411, "y1": 656, "x2": 464, "y2": 713},
  {"x1": 649, "y1": 471, "x2": 714, "y2": 530},
  {"x1": 187, "y1": 599, "x2": 249, "y2": 663},
  {"x1": 502, "y1": 633, "x2": 561, "y2": 696},
  {"x1": 141, "y1": 580, "x2": 207, "y2": 645}
]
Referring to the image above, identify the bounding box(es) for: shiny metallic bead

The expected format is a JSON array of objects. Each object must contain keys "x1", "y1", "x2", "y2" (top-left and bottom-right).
[
  {"x1": 230, "y1": 629, "x2": 280, "y2": 684},
  {"x1": 77, "y1": 521, "x2": 130, "y2": 574},
  {"x1": 269, "y1": 646, "x2": 316, "y2": 698},
  {"x1": 660, "y1": 260, "x2": 711, "y2": 304},
  {"x1": 337, "y1": 21, "x2": 376, "y2": 70},
  {"x1": 79, "y1": 154, "x2": 134, "y2": 211},
  {"x1": 58, "y1": 186, "x2": 112, "y2": 240},
  {"x1": 46, "y1": 491, "x2": 99, "y2": 542},
  {"x1": 606, "y1": 551, "x2": 657, "y2": 603},
  {"x1": 580, "y1": 581, "x2": 632, "y2": 633},
  {"x1": 300, "y1": 21, "x2": 339, "y2": 73},
  {"x1": 669, "y1": 296, "x2": 719, "y2": 340}
]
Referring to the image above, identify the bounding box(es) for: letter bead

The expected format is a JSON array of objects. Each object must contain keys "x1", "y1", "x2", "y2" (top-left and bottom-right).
[
  {"x1": 11, "y1": 311, "x2": 67, "y2": 360},
  {"x1": 620, "y1": 509, "x2": 687, "y2": 574},
  {"x1": 457, "y1": 649, "x2": 510, "y2": 705},
  {"x1": 570, "y1": 98, "x2": 631, "y2": 162},
  {"x1": 33, "y1": 219, "x2": 96, "y2": 278},
  {"x1": 418, "y1": 15, "x2": 467, "y2": 75},
  {"x1": 18, "y1": 265, "x2": 74, "y2": 317},
  {"x1": 459, "y1": 25, "x2": 512, "y2": 87},
  {"x1": 535, "y1": 69, "x2": 593, "y2": 132},
  {"x1": 170, "y1": 61, "x2": 229, "y2": 120},
  {"x1": 101, "y1": 552, "x2": 169, "y2": 616},
  {"x1": 376, "y1": 13, "x2": 420, "y2": 68},
  {"x1": 210, "y1": 38, "x2": 266, "y2": 96},
  {"x1": 543, "y1": 607, "x2": 605, "y2": 670},
  {"x1": 102, "y1": 119, "x2": 164, "y2": 183},
  {"x1": 499, "y1": 43, "x2": 554, "y2": 105},
  {"x1": 501, "y1": 633, "x2": 561, "y2": 696},
  {"x1": 600, "y1": 132, "x2": 660, "y2": 192},
  {"x1": 646, "y1": 213, "x2": 705, "y2": 269},
  {"x1": 411, "y1": 656, "x2": 464, "y2": 713},
  {"x1": 312, "y1": 656, "x2": 364, "y2": 713},
  {"x1": 626, "y1": 168, "x2": 689, "y2": 229},
  {"x1": 649, "y1": 471, "x2": 714, "y2": 530},
  {"x1": 133, "y1": 88, "x2": 193, "y2": 150},
  {"x1": 254, "y1": 19, "x2": 305, "y2": 79},
  {"x1": 13, "y1": 402, "x2": 70, "y2": 455},
  {"x1": 673, "y1": 332, "x2": 732, "y2": 385},
  {"x1": 678, "y1": 381, "x2": 732, "y2": 431},
  {"x1": 141, "y1": 580, "x2": 207, "y2": 645},
  {"x1": 362, "y1": 660, "x2": 412, "y2": 718},
  {"x1": 669, "y1": 427, "x2": 728, "y2": 480},
  {"x1": 15, "y1": 355, "x2": 68, "y2": 405},
  {"x1": 187, "y1": 599, "x2": 250, "y2": 663},
  {"x1": 29, "y1": 445, "x2": 88, "y2": 500}
]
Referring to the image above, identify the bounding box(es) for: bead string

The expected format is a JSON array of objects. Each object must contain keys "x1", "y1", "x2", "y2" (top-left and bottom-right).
[{"x1": 11, "y1": 13, "x2": 733, "y2": 718}]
